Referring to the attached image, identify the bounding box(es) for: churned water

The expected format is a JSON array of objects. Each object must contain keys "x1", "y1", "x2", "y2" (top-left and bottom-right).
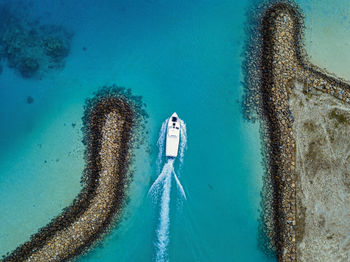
[
  {"x1": 0, "y1": 0, "x2": 348, "y2": 261},
  {"x1": 148, "y1": 117, "x2": 187, "y2": 262}
]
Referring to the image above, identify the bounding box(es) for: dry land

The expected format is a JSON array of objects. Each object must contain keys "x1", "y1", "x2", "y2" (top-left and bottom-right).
[
  {"x1": 246, "y1": 2, "x2": 350, "y2": 261},
  {"x1": 290, "y1": 83, "x2": 350, "y2": 262}
]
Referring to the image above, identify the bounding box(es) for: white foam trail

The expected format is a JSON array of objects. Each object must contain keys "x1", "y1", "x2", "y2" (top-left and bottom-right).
[
  {"x1": 155, "y1": 159, "x2": 174, "y2": 262},
  {"x1": 150, "y1": 116, "x2": 188, "y2": 262},
  {"x1": 156, "y1": 118, "x2": 168, "y2": 173},
  {"x1": 148, "y1": 171, "x2": 167, "y2": 198},
  {"x1": 179, "y1": 119, "x2": 187, "y2": 170},
  {"x1": 173, "y1": 170, "x2": 186, "y2": 200}
]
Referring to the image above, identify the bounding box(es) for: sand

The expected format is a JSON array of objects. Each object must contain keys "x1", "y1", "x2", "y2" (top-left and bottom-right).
[
  {"x1": 290, "y1": 83, "x2": 350, "y2": 262},
  {"x1": 244, "y1": 2, "x2": 350, "y2": 261}
]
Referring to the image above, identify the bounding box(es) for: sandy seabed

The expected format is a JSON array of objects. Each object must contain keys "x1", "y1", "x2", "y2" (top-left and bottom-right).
[{"x1": 290, "y1": 83, "x2": 350, "y2": 262}]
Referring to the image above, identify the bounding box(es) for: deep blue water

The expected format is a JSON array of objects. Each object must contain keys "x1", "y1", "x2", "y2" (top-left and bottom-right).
[{"x1": 1, "y1": 0, "x2": 348, "y2": 261}]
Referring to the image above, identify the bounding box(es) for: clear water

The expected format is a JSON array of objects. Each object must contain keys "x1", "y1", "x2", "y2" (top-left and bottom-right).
[{"x1": 0, "y1": 0, "x2": 348, "y2": 261}]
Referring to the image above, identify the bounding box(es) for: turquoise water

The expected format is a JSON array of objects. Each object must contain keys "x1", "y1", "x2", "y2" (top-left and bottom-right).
[{"x1": 1, "y1": 0, "x2": 348, "y2": 261}]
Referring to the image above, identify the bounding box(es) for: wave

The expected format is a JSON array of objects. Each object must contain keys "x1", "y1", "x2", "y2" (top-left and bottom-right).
[
  {"x1": 149, "y1": 116, "x2": 188, "y2": 262},
  {"x1": 155, "y1": 159, "x2": 173, "y2": 262},
  {"x1": 178, "y1": 119, "x2": 187, "y2": 170},
  {"x1": 156, "y1": 118, "x2": 168, "y2": 174}
]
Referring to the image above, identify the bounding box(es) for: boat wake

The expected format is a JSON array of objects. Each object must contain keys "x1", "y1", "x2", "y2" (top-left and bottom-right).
[
  {"x1": 148, "y1": 117, "x2": 187, "y2": 262},
  {"x1": 156, "y1": 118, "x2": 168, "y2": 174}
]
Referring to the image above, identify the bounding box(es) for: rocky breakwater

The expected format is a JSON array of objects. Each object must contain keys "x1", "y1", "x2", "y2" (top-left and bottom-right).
[
  {"x1": 2, "y1": 86, "x2": 146, "y2": 262},
  {"x1": 259, "y1": 4, "x2": 298, "y2": 261},
  {"x1": 250, "y1": 2, "x2": 350, "y2": 261}
]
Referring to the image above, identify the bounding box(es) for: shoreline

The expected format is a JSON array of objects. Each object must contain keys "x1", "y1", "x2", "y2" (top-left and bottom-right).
[
  {"x1": 2, "y1": 86, "x2": 146, "y2": 261},
  {"x1": 244, "y1": 1, "x2": 350, "y2": 261}
]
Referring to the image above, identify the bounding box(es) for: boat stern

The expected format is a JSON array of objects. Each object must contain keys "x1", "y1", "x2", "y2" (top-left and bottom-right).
[{"x1": 165, "y1": 112, "x2": 180, "y2": 157}]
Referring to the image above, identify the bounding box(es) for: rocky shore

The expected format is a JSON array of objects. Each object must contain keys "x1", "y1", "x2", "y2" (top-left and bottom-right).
[
  {"x1": 244, "y1": 1, "x2": 350, "y2": 261},
  {"x1": 1, "y1": 86, "x2": 146, "y2": 261}
]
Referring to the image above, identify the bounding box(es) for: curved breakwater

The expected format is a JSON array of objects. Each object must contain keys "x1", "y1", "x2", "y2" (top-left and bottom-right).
[
  {"x1": 2, "y1": 86, "x2": 146, "y2": 262},
  {"x1": 149, "y1": 117, "x2": 187, "y2": 262}
]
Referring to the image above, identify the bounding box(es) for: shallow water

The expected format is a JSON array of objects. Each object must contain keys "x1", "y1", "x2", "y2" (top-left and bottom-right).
[{"x1": 0, "y1": 0, "x2": 348, "y2": 261}]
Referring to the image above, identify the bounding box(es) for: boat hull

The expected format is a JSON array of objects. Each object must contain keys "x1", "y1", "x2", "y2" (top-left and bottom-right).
[
  {"x1": 166, "y1": 135, "x2": 180, "y2": 157},
  {"x1": 165, "y1": 113, "x2": 180, "y2": 157}
]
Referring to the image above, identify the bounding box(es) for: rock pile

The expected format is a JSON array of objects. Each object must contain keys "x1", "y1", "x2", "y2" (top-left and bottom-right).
[
  {"x1": 244, "y1": 1, "x2": 350, "y2": 261},
  {"x1": 2, "y1": 86, "x2": 147, "y2": 262}
]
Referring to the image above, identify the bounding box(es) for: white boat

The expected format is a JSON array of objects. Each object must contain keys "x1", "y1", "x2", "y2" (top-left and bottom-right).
[{"x1": 166, "y1": 112, "x2": 180, "y2": 157}]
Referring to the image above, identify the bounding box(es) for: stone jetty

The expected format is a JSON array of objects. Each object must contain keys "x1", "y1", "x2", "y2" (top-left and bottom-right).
[
  {"x1": 245, "y1": 2, "x2": 350, "y2": 261},
  {"x1": 2, "y1": 86, "x2": 146, "y2": 262}
]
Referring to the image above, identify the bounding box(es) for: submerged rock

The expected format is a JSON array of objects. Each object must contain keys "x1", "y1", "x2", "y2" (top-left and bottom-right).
[
  {"x1": 26, "y1": 96, "x2": 34, "y2": 104},
  {"x1": 19, "y1": 57, "x2": 39, "y2": 77},
  {"x1": 42, "y1": 36, "x2": 69, "y2": 60},
  {"x1": 0, "y1": 2, "x2": 72, "y2": 79}
]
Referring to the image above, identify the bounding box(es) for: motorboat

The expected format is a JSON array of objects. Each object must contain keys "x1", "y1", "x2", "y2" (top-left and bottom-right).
[{"x1": 166, "y1": 112, "x2": 180, "y2": 157}]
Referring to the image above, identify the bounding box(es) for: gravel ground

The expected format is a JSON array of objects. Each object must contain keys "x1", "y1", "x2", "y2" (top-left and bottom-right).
[{"x1": 290, "y1": 83, "x2": 350, "y2": 262}]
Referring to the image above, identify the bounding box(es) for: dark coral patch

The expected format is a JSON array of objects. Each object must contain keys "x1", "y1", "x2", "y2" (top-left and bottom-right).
[
  {"x1": 26, "y1": 96, "x2": 34, "y2": 104},
  {"x1": 0, "y1": 3, "x2": 72, "y2": 79}
]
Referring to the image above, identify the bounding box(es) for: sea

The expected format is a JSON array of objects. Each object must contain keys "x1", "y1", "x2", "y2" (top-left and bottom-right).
[{"x1": 0, "y1": 0, "x2": 349, "y2": 261}]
